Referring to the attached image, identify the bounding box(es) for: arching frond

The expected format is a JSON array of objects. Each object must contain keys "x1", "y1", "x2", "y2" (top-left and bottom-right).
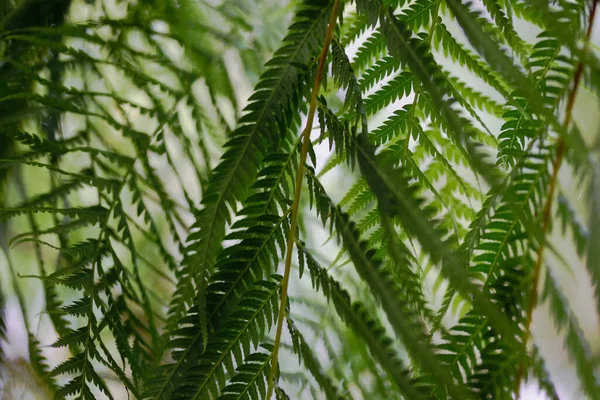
[{"x1": 169, "y1": 0, "x2": 334, "y2": 341}]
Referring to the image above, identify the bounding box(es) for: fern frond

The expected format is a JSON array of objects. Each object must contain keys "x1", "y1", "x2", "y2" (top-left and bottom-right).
[
  {"x1": 169, "y1": 0, "x2": 334, "y2": 342},
  {"x1": 144, "y1": 268, "x2": 280, "y2": 399},
  {"x1": 287, "y1": 319, "x2": 344, "y2": 399},
  {"x1": 357, "y1": 1, "x2": 505, "y2": 185},
  {"x1": 497, "y1": 30, "x2": 574, "y2": 168},
  {"x1": 480, "y1": 0, "x2": 530, "y2": 61},
  {"x1": 217, "y1": 344, "x2": 273, "y2": 400},
  {"x1": 585, "y1": 163, "x2": 600, "y2": 332},
  {"x1": 350, "y1": 0, "x2": 438, "y2": 71},
  {"x1": 556, "y1": 193, "x2": 588, "y2": 258},
  {"x1": 49, "y1": 255, "x2": 116, "y2": 399},
  {"x1": 356, "y1": 136, "x2": 510, "y2": 334},
  {"x1": 541, "y1": 270, "x2": 600, "y2": 400},
  {"x1": 363, "y1": 71, "x2": 413, "y2": 116},
  {"x1": 444, "y1": 0, "x2": 568, "y2": 130},
  {"x1": 172, "y1": 277, "x2": 281, "y2": 400},
  {"x1": 299, "y1": 242, "x2": 426, "y2": 399},
  {"x1": 432, "y1": 19, "x2": 509, "y2": 96},
  {"x1": 308, "y1": 172, "x2": 471, "y2": 398},
  {"x1": 205, "y1": 209, "x2": 289, "y2": 329}
]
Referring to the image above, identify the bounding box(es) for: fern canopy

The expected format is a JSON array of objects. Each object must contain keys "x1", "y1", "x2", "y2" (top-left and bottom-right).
[{"x1": 1, "y1": 0, "x2": 599, "y2": 399}]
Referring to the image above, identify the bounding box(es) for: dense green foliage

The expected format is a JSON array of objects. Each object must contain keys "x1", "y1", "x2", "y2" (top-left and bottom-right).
[{"x1": 0, "y1": 0, "x2": 599, "y2": 399}]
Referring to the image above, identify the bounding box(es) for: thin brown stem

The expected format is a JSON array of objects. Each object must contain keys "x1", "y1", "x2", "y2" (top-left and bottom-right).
[
  {"x1": 265, "y1": 1, "x2": 341, "y2": 398},
  {"x1": 514, "y1": 1, "x2": 598, "y2": 396}
]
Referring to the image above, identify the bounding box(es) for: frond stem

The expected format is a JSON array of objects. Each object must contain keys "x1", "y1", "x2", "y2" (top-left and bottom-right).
[
  {"x1": 265, "y1": 0, "x2": 341, "y2": 398},
  {"x1": 514, "y1": 1, "x2": 598, "y2": 396}
]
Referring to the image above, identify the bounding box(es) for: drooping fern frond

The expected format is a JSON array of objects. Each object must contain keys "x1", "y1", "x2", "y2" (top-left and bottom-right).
[
  {"x1": 286, "y1": 319, "x2": 344, "y2": 400},
  {"x1": 542, "y1": 269, "x2": 600, "y2": 400},
  {"x1": 143, "y1": 276, "x2": 282, "y2": 399},
  {"x1": 217, "y1": 343, "x2": 274, "y2": 400},
  {"x1": 296, "y1": 241, "x2": 424, "y2": 398},
  {"x1": 169, "y1": 0, "x2": 334, "y2": 344}
]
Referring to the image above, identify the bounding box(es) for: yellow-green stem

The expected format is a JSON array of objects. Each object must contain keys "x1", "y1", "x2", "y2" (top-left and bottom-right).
[{"x1": 265, "y1": 0, "x2": 341, "y2": 398}]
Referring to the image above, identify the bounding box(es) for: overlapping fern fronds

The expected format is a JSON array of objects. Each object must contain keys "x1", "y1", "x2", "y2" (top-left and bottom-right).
[{"x1": 1, "y1": 0, "x2": 599, "y2": 399}]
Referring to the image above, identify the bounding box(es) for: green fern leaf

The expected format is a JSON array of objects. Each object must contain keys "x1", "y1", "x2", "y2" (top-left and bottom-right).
[
  {"x1": 169, "y1": 0, "x2": 334, "y2": 342},
  {"x1": 217, "y1": 344, "x2": 273, "y2": 400}
]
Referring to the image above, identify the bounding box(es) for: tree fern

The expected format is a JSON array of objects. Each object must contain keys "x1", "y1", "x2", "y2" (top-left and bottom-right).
[{"x1": 1, "y1": 0, "x2": 600, "y2": 399}]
